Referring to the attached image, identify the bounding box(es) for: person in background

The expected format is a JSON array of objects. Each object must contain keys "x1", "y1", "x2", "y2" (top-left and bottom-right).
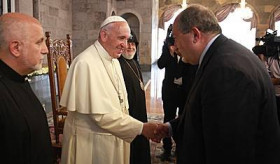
[
  {"x1": 264, "y1": 56, "x2": 280, "y2": 124},
  {"x1": 157, "y1": 27, "x2": 196, "y2": 161},
  {"x1": 118, "y1": 30, "x2": 151, "y2": 164},
  {"x1": 256, "y1": 53, "x2": 280, "y2": 124},
  {"x1": 0, "y1": 13, "x2": 53, "y2": 163},
  {"x1": 157, "y1": 4, "x2": 280, "y2": 164},
  {"x1": 60, "y1": 16, "x2": 159, "y2": 164}
]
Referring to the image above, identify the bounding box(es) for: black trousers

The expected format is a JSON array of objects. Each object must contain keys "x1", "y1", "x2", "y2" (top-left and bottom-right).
[{"x1": 162, "y1": 85, "x2": 187, "y2": 154}]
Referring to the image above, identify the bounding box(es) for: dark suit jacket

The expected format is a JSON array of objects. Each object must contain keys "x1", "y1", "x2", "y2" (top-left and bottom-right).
[{"x1": 170, "y1": 34, "x2": 280, "y2": 164}]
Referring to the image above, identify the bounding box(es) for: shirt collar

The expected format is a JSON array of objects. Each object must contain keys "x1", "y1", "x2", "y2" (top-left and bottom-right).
[{"x1": 198, "y1": 34, "x2": 220, "y2": 67}]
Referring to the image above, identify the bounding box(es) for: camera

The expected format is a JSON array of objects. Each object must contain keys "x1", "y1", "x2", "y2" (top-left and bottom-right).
[
  {"x1": 165, "y1": 24, "x2": 174, "y2": 46},
  {"x1": 252, "y1": 30, "x2": 280, "y2": 58},
  {"x1": 166, "y1": 36, "x2": 175, "y2": 46}
]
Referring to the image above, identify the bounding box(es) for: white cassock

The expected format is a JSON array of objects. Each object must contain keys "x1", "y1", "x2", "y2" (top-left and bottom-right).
[{"x1": 60, "y1": 41, "x2": 143, "y2": 164}]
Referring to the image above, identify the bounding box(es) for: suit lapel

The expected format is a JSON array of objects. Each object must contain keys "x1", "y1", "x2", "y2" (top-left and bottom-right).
[
  {"x1": 190, "y1": 35, "x2": 228, "y2": 98},
  {"x1": 177, "y1": 34, "x2": 228, "y2": 127}
]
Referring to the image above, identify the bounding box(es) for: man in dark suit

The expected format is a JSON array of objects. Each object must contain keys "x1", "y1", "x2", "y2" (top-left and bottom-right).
[{"x1": 157, "y1": 4, "x2": 280, "y2": 164}]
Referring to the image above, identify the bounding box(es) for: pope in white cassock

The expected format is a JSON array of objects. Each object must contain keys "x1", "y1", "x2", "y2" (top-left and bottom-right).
[{"x1": 60, "y1": 16, "x2": 158, "y2": 164}]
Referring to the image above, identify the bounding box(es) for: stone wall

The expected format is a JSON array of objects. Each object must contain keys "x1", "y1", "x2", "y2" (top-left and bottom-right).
[
  {"x1": 71, "y1": 0, "x2": 108, "y2": 56},
  {"x1": 39, "y1": 0, "x2": 72, "y2": 39},
  {"x1": 14, "y1": 0, "x2": 72, "y2": 39},
  {"x1": 117, "y1": 0, "x2": 155, "y2": 70},
  {"x1": 13, "y1": 0, "x2": 72, "y2": 66},
  {"x1": 16, "y1": 0, "x2": 33, "y2": 16}
]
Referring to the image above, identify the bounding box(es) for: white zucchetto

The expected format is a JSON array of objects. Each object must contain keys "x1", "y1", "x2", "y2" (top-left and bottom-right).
[{"x1": 100, "y1": 16, "x2": 127, "y2": 29}]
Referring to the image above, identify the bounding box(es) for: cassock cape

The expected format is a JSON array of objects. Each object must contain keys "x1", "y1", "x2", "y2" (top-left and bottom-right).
[{"x1": 60, "y1": 41, "x2": 143, "y2": 164}]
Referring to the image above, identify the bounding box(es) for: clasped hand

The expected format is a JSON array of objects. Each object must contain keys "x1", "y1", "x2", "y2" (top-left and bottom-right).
[{"x1": 141, "y1": 122, "x2": 169, "y2": 143}]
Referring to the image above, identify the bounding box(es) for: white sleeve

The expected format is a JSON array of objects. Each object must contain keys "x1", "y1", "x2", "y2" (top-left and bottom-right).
[{"x1": 89, "y1": 111, "x2": 143, "y2": 143}]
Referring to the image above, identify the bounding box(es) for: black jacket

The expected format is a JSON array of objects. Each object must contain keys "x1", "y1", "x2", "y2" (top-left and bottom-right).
[
  {"x1": 0, "y1": 60, "x2": 53, "y2": 164},
  {"x1": 171, "y1": 34, "x2": 280, "y2": 164}
]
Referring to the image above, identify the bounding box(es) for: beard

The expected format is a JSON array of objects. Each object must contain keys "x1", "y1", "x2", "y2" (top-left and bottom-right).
[
  {"x1": 21, "y1": 57, "x2": 43, "y2": 75},
  {"x1": 122, "y1": 53, "x2": 135, "y2": 60},
  {"x1": 33, "y1": 62, "x2": 43, "y2": 70}
]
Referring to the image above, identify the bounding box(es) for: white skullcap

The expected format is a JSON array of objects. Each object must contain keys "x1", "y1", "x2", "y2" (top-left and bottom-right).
[{"x1": 100, "y1": 16, "x2": 127, "y2": 29}]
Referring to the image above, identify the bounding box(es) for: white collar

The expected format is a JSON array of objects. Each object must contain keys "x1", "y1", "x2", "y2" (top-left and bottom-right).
[{"x1": 198, "y1": 34, "x2": 220, "y2": 67}]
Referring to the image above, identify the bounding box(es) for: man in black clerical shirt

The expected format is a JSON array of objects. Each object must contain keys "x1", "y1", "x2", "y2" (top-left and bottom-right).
[{"x1": 0, "y1": 13, "x2": 53, "y2": 163}]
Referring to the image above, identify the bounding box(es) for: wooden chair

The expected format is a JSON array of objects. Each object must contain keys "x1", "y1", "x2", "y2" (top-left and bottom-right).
[{"x1": 45, "y1": 31, "x2": 72, "y2": 162}]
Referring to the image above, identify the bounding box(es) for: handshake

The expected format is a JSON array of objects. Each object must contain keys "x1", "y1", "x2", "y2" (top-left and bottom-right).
[{"x1": 141, "y1": 122, "x2": 170, "y2": 143}]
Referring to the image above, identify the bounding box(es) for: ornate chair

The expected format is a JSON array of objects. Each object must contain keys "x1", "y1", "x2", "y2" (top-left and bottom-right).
[{"x1": 45, "y1": 31, "x2": 72, "y2": 162}]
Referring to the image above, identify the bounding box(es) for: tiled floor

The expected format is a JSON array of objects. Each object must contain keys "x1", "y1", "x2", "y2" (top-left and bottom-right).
[{"x1": 148, "y1": 113, "x2": 176, "y2": 164}]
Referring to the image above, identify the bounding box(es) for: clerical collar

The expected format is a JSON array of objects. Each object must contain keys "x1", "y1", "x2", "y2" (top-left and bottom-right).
[{"x1": 0, "y1": 60, "x2": 27, "y2": 82}]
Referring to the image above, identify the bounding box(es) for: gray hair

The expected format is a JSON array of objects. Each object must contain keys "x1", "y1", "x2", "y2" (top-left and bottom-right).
[{"x1": 177, "y1": 4, "x2": 222, "y2": 34}]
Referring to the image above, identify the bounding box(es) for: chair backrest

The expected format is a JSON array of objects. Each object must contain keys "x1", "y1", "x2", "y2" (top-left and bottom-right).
[{"x1": 45, "y1": 31, "x2": 72, "y2": 144}]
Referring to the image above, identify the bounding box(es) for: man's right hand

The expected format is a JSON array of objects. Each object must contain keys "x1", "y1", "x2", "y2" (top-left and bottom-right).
[
  {"x1": 141, "y1": 122, "x2": 158, "y2": 140},
  {"x1": 141, "y1": 122, "x2": 169, "y2": 143}
]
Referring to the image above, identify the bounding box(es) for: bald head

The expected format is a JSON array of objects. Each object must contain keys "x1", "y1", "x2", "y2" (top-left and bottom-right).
[
  {"x1": 0, "y1": 13, "x2": 48, "y2": 75},
  {"x1": 0, "y1": 13, "x2": 41, "y2": 49}
]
